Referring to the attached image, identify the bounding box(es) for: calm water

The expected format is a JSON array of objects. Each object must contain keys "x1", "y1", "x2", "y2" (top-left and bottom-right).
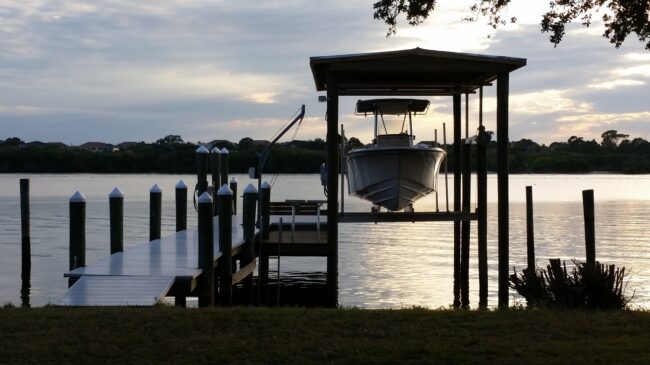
[{"x1": 1, "y1": 173, "x2": 649, "y2": 309}]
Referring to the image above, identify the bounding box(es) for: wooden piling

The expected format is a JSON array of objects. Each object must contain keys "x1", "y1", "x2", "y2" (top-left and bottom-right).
[
  {"x1": 477, "y1": 125, "x2": 488, "y2": 309},
  {"x1": 210, "y1": 147, "x2": 221, "y2": 215},
  {"x1": 460, "y1": 143, "x2": 471, "y2": 308},
  {"x1": 242, "y1": 183, "x2": 258, "y2": 302},
  {"x1": 230, "y1": 177, "x2": 238, "y2": 215},
  {"x1": 452, "y1": 93, "x2": 461, "y2": 308},
  {"x1": 583, "y1": 189, "x2": 596, "y2": 267},
  {"x1": 175, "y1": 180, "x2": 187, "y2": 232},
  {"x1": 260, "y1": 181, "x2": 271, "y2": 240},
  {"x1": 109, "y1": 187, "x2": 124, "y2": 254},
  {"x1": 218, "y1": 184, "x2": 233, "y2": 306},
  {"x1": 69, "y1": 191, "x2": 86, "y2": 287},
  {"x1": 20, "y1": 178, "x2": 31, "y2": 307},
  {"x1": 149, "y1": 184, "x2": 162, "y2": 241},
  {"x1": 196, "y1": 145, "x2": 209, "y2": 196},
  {"x1": 526, "y1": 186, "x2": 535, "y2": 271},
  {"x1": 497, "y1": 72, "x2": 510, "y2": 309},
  {"x1": 197, "y1": 192, "x2": 214, "y2": 307},
  {"x1": 219, "y1": 148, "x2": 230, "y2": 187}
]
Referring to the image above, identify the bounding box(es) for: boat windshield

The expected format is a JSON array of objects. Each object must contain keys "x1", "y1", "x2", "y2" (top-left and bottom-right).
[{"x1": 378, "y1": 113, "x2": 409, "y2": 135}]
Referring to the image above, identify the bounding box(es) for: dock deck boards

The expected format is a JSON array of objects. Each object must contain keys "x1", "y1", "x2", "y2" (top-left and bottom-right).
[
  {"x1": 56, "y1": 276, "x2": 175, "y2": 306},
  {"x1": 57, "y1": 216, "x2": 247, "y2": 306}
]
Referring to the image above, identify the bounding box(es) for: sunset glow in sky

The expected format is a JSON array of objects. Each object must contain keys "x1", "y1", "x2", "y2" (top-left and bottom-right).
[{"x1": 0, "y1": 1, "x2": 648, "y2": 145}]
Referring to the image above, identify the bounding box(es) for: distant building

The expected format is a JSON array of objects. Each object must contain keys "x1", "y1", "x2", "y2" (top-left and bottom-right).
[
  {"x1": 78, "y1": 142, "x2": 114, "y2": 152},
  {"x1": 116, "y1": 141, "x2": 139, "y2": 151}
]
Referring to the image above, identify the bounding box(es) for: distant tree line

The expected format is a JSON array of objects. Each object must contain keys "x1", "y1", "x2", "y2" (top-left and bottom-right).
[{"x1": 1, "y1": 129, "x2": 649, "y2": 174}]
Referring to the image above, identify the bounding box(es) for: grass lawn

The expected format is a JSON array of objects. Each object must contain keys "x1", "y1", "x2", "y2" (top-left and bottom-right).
[{"x1": 0, "y1": 306, "x2": 649, "y2": 364}]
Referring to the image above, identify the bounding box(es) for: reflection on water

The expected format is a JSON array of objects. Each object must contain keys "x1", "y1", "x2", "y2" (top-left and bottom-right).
[{"x1": 0, "y1": 173, "x2": 649, "y2": 309}]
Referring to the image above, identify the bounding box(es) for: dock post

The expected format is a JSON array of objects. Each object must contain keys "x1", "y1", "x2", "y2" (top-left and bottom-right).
[
  {"x1": 230, "y1": 177, "x2": 238, "y2": 215},
  {"x1": 242, "y1": 183, "x2": 258, "y2": 303},
  {"x1": 69, "y1": 191, "x2": 86, "y2": 287},
  {"x1": 196, "y1": 145, "x2": 210, "y2": 196},
  {"x1": 452, "y1": 93, "x2": 462, "y2": 308},
  {"x1": 210, "y1": 147, "x2": 221, "y2": 215},
  {"x1": 197, "y1": 192, "x2": 214, "y2": 307},
  {"x1": 218, "y1": 184, "x2": 234, "y2": 305},
  {"x1": 259, "y1": 181, "x2": 271, "y2": 300},
  {"x1": 219, "y1": 148, "x2": 230, "y2": 188},
  {"x1": 461, "y1": 143, "x2": 471, "y2": 308},
  {"x1": 149, "y1": 184, "x2": 162, "y2": 241},
  {"x1": 109, "y1": 187, "x2": 124, "y2": 254},
  {"x1": 19, "y1": 179, "x2": 31, "y2": 307},
  {"x1": 175, "y1": 180, "x2": 187, "y2": 232},
  {"x1": 260, "y1": 181, "x2": 271, "y2": 240},
  {"x1": 582, "y1": 189, "x2": 596, "y2": 267},
  {"x1": 526, "y1": 186, "x2": 535, "y2": 271},
  {"x1": 477, "y1": 125, "x2": 488, "y2": 309}
]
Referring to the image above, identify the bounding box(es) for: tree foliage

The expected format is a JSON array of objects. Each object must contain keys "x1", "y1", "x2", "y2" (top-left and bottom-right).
[{"x1": 373, "y1": 0, "x2": 650, "y2": 50}]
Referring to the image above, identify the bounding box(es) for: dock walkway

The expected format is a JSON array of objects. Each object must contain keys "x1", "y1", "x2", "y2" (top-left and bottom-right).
[{"x1": 57, "y1": 216, "x2": 246, "y2": 306}]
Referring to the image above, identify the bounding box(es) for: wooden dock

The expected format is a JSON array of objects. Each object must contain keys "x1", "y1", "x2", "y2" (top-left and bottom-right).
[{"x1": 57, "y1": 216, "x2": 249, "y2": 306}]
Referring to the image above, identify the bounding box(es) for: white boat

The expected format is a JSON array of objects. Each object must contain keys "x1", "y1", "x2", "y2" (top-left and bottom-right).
[{"x1": 345, "y1": 99, "x2": 446, "y2": 211}]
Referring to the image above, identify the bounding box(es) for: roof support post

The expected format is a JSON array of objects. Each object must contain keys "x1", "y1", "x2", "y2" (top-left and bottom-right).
[
  {"x1": 326, "y1": 70, "x2": 339, "y2": 307},
  {"x1": 497, "y1": 72, "x2": 510, "y2": 308},
  {"x1": 452, "y1": 93, "x2": 461, "y2": 308}
]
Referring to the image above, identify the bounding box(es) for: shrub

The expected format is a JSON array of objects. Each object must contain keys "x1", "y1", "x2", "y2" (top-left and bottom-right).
[{"x1": 509, "y1": 259, "x2": 630, "y2": 309}]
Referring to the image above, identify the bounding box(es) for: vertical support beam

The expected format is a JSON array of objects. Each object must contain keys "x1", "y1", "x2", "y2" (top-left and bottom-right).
[
  {"x1": 461, "y1": 143, "x2": 471, "y2": 308},
  {"x1": 218, "y1": 184, "x2": 233, "y2": 306},
  {"x1": 260, "y1": 181, "x2": 271, "y2": 240},
  {"x1": 211, "y1": 147, "x2": 221, "y2": 215},
  {"x1": 149, "y1": 184, "x2": 162, "y2": 241},
  {"x1": 219, "y1": 148, "x2": 230, "y2": 187},
  {"x1": 582, "y1": 189, "x2": 596, "y2": 267},
  {"x1": 175, "y1": 180, "x2": 187, "y2": 232},
  {"x1": 197, "y1": 192, "x2": 214, "y2": 307},
  {"x1": 230, "y1": 177, "x2": 238, "y2": 215},
  {"x1": 452, "y1": 93, "x2": 462, "y2": 308},
  {"x1": 477, "y1": 125, "x2": 488, "y2": 309},
  {"x1": 526, "y1": 186, "x2": 535, "y2": 271},
  {"x1": 109, "y1": 187, "x2": 124, "y2": 254},
  {"x1": 340, "y1": 124, "x2": 345, "y2": 214},
  {"x1": 20, "y1": 178, "x2": 30, "y2": 307},
  {"x1": 242, "y1": 183, "x2": 258, "y2": 303},
  {"x1": 196, "y1": 145, "x2": 209, "y2": 196},
  {"x1": 496, "y1": 72, "x2": 510, "y2": 308},
  {"x1": 326, "y1": 70, "x2": 339, "y2": 308},
  {"x1": 69, "y1": 191, "x2": 86, "y2": 287}
]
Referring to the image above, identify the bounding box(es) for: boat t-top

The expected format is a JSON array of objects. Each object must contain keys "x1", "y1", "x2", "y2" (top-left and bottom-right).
[{"x1": 345, "y1": 98, "x2": 446, "y2": 211}]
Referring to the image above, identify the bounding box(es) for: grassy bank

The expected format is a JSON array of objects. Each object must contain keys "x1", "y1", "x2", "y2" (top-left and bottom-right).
[{"x1": 1, "y1": 307, "x2": 649, "y2": 364}]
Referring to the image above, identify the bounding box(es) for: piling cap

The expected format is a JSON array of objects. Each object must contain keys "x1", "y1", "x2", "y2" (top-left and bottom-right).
[
  {"x1": 243, "y1": 183, "x2": 258, "y2": 194},
  {"x1": 261, "y1": 180, "x2": 271, "y2": 189},
  {"x1": 211, "y1": 147, "x2": 220, "y2": 154},
  {"x1": 198, "y1": 191, "x2": 213, "y2": 203},
  {"x1": 230, "y1": 177, "x2": 237, "y2": 183},
  {"x1": 69, "y1": 191, "x2": 86, "y2": 202},
  {"x1": 109, "y1": 187, "x2": 124, "y2": 198},
  {"x1": 220, "y1": 147, "x2": 229, "y2": 154},
  {"x1": 217, "y1": 184, "x2": 233, "y2": 195},
  {"x1": 150, "y1": 184, "x2": 162, "y2": 193},
  {"x1": 196, "y1": 145, "x2": 209, "y2": 154},
  {"x1": 175, "y1": 180, "x2": 187, "y2": 189}
]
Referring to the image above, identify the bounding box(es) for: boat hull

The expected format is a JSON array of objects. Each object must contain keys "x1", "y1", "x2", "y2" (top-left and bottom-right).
[{"x1": 345, "y1": 147, "x2": 446, "y2": 211}]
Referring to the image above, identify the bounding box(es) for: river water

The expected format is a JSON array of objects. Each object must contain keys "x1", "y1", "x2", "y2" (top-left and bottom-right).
[{"x1": 0, "y1": 173, "x2": 649, "y2": 309}]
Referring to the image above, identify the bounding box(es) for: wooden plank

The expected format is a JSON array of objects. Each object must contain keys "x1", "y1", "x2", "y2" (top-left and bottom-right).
[
  {"x1": 232, "y1": 261, "x2": 256, "y2": 284},
  {"x1": 56, "y1": 276, "x2": 175, "y2": 306}
]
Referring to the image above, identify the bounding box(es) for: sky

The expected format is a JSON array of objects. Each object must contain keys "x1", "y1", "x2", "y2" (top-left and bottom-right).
[{"x1": 0, "y1": 0, "x2": 648, "y2": 146}]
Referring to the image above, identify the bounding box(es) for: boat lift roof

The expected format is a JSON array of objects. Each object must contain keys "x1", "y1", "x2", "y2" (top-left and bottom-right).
[{"x1": 310, "y1": 48, "x2": 526, "y2": 96}]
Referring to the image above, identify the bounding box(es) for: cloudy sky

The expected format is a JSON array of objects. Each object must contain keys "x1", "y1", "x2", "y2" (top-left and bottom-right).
[{"x1": 0, "y1": 0, "x2": 648, "y2": 146}]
